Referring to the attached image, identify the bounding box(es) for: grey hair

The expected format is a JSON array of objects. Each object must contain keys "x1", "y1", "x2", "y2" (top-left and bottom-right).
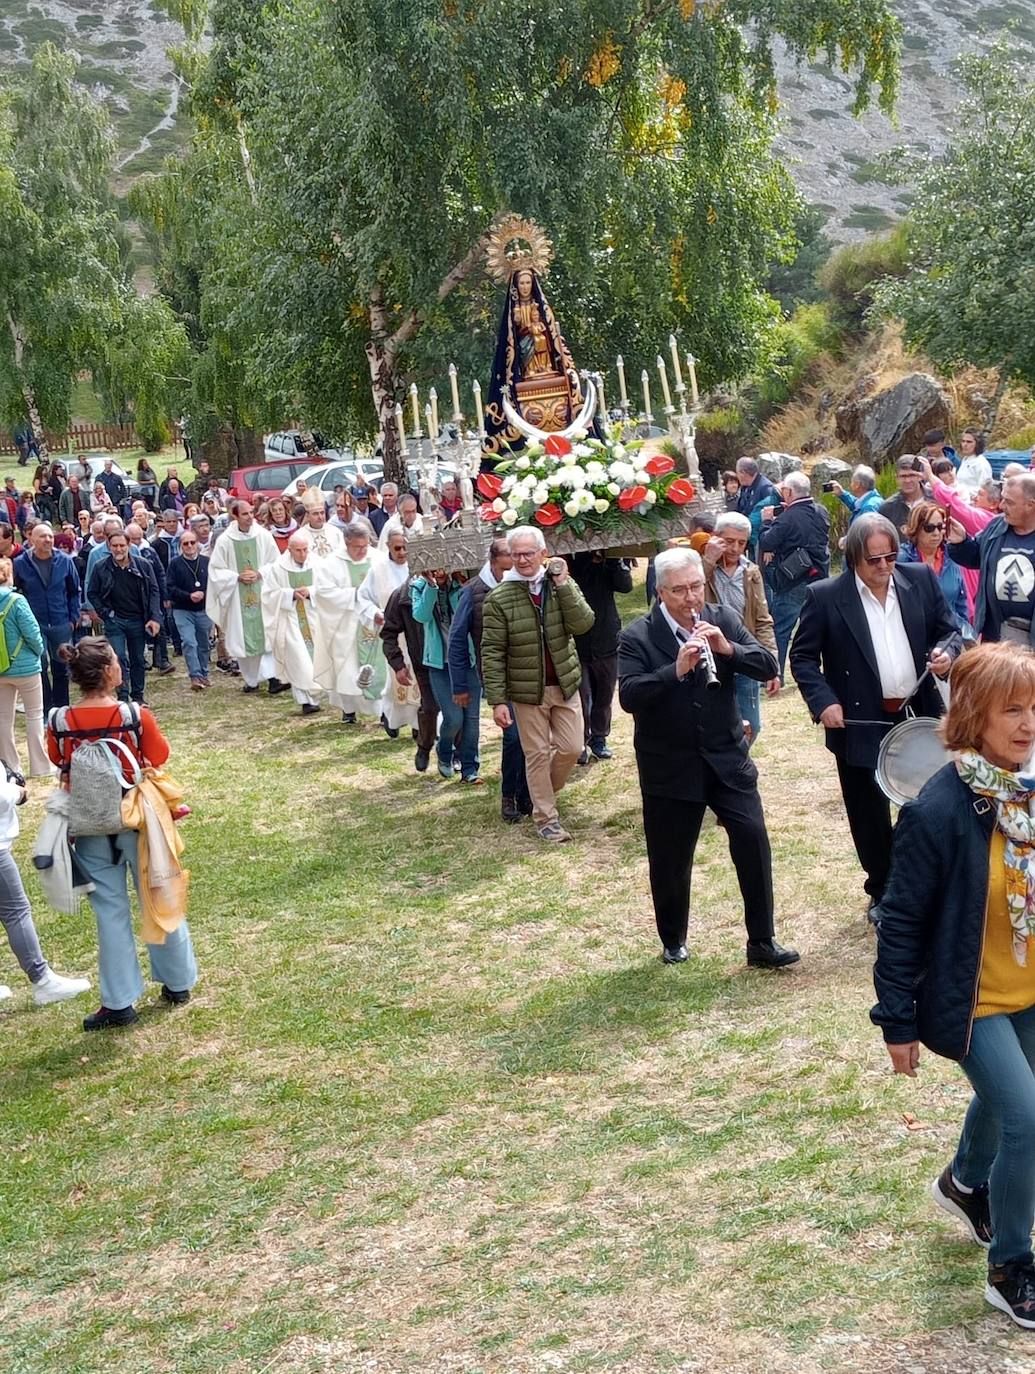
[
  {"x1": 398, "y1": 492, "x2": 418, "y2": 510},
  {"x1": 1005, "y1": 473, "x2": 1035, "y2": 503},
  {"x1": 189, "y1": 514, "x2": 210, "y2": 529},
  {"x1": 735, "y1": 457, "x2": 758, "y2": 477},
  {"x1": 844, "y1": 513, "x2": 900, "y2": 570},
  {"x1": 783, "y1": 470, "x2": 811, "y2": 499},
  {"x1": 654, "y1": 546, "x2": 704, "y2": 589},
  {"x1": 979, "y1": 478, "x2": 1002, "y2": 503},
  {"x1": 715, "y1": 512, "x2": 751, "y2": 537},
  {"x1": 102, "y1": 516, "x2": 124, "y2": 534},
  {"x1": 506, "y1": 525, "x2": 546, "y2": 552},
  {"x1": 342, "y1": 521, "x2": 371, "y2": 542},
  {"x1": 852, "y1": 465, "x2": 876, "y2": 491},
  {"x1": 380, "y1": 482, "x2": 399, "y2": 496}
]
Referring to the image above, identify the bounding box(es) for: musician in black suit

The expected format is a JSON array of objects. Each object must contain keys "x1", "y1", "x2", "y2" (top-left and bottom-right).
[
  {"x1": 790, "y1": 513, "x2": 960, "y2": 911},
  {"x1": 618, "y1": 547, "x2": 800, "y2": 969}
]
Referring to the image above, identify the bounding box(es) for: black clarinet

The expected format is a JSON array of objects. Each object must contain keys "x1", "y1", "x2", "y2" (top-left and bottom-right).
[{"x1": 690, "y1": 611, "x2": 721, "y2": 690}]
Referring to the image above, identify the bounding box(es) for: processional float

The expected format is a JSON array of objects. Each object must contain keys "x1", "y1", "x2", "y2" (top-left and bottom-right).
[{"x1": 399, "y1": 215, "x2": 709, "y2": 574}]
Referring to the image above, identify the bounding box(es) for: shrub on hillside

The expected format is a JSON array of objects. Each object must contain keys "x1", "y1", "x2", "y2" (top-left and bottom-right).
[
  {"x1": 1004, "y1": 423, "x2": 1035, "y2": 451},
  {"x1": 756, "y1": 302, "x2": 844, "y2": 408},
  {"x1": 819, "y1": 224, "x2": 909, "y2": 333}
]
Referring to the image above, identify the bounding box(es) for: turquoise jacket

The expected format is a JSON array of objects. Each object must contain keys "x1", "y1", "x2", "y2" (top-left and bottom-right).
[
  {"x1": 0, "y1": 586, "x2": 44, "y2": 677},
  {"x1": 410, "y1": 576, "x2": 473, "y2": 671},
  {"x1": 837, "y1": 488, "x2": 883, "y2": 523}
]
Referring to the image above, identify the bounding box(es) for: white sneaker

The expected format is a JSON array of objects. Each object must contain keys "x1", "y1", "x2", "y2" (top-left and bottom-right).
[
  {"x1": 32, "y1": 969, "x2": 92, "y2": 1005},
  {"x1": 0, "y1": 984, "x2": 11, "y2": 1000}
]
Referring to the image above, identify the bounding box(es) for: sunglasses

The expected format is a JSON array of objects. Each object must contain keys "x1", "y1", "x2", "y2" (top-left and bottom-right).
[
  {"x1": 922, "y1": 522, "x2": 945, "y2": 533},
  {"x1": 864, "y1": 552, "x2": 898, "y2": 566}
]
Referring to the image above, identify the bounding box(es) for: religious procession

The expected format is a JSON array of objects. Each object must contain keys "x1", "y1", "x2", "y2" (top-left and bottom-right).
[{"x1": 8, "y1": 6, "x2": 1035, "y2": 1361}]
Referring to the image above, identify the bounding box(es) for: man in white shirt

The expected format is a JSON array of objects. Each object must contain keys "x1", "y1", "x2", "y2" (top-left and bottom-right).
[{"x1": 790, "y1": 513, "x2": 960, "y2": 914}]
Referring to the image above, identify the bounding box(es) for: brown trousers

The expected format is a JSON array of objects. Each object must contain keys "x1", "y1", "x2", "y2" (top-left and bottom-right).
[{"x1": 511, "y1": 687, "x2": 584, "y2": 828}]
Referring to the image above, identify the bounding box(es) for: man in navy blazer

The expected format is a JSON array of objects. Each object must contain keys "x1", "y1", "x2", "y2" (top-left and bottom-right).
[
  {"x1": 791, "y1": 513, "x2": 960, "y2": 910},
  {"x1": 618, "y1": 547, "x2": 799, "y2": 969}
]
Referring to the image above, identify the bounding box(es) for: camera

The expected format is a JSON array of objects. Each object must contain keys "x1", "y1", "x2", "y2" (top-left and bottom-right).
[
  {"x1": 3, "y1": 760, "x2": 26, "y2": 804},
  {"x1": 822, "y1": 481, "x2": 836, "y2": 493}
]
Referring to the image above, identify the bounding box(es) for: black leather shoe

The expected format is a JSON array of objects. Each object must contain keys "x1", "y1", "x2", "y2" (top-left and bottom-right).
[
  {"x1": 590, "y1": 741, "x2": 613, "y2": 760},
  {"x1": 518, "y1": 796, "x2": 534, "y2": 816},
  {"x1": 381, "y1": 714, "x2": 399, "y2": 739},
  {"x1": 501, "y1": 795, "x2": 522, "y2": 824},
  {"x1": 242, "y1": 683, "x2": 259, "y2": 694},
  {"x1": 414, "y1": 746, "x2": 430, "y2": 772},
  {"x1": 577, "y1": 747, "x2": 590, "y2": 766},
  {"x1": 746, "y1": 939, "x2": 801, "y2": 969},
  {"x1": 662, "y1": 944, "x2": 688, "y2": 964},
  {"x1": 341, "y1": 711, "x2": 357, "y2": 724},
  {"x1": 301, "y1": 703, "x2": 321, "y2": 716},
  {"x1": 268, "y1": 678, "x2": 291, "y2": 695},
  {"x1": 83, "y1": 1005, "x2": 139, "y2": 1031},
  {"x1": 160, "y1": 985, "x2": 191, "y2": 1006}
]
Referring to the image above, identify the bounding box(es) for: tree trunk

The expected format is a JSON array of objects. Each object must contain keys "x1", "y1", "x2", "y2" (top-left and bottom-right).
[
  {"x1": 986, "y1": 360, "x2": 1013, "y2": 439},
  {"x1": 367, "y1": 337, "x2": 405, "y2": 486},
  {"x1": 234, "y1": 111, "x2": 259, "y2": 208},
  {"x1": 6, "y1": 313, "x2": 48, "y2": 461}
]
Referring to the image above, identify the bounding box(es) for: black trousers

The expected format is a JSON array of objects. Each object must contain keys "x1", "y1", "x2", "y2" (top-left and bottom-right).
[
  {"x1": 835, "y1": 755, "x2": 893, "y2": 901},
  {"x1": 641, "y1": 780, "x2": 775, "y2": 950},
  {"x1": 578, "y1": 655, "x2": 618, "y2": 743}
]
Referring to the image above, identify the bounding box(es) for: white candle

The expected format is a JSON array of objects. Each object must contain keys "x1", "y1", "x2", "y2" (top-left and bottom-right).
[
  {"x1": 410, "y1": 382, "x2": 422, "y2": 436},
  {"x1": 656, "y1": 355, "x2": 672, "y2": 409},
  {"x1": 616, "y1": 355, "x2": 628, "y2": 408},
  {"x1": 595, "y1": 373, "x2": 607, "y2": 417},
  {"x1": 686, "y1": 353, "x2": 699, "y2": 406},
  {"x1": 669, "y1": 335, "x2": 683, "y2": 387},
  {"x1": 429, "y1": 387, "x2": 439, "y2": 438},
  {"x1": 448, "y1": 363, "x2": 461, "y2": 419},
  {"x1": 425, "y1": 402, "x2": 434, "y2": 444},
  {"x1": 394, "y1": 403, "x2": 406, "y2": 452},
  {"x1": 641, "y1": 369, "x2": 651, "y2": 418},
  {"x1": 472, "y1": 379, "x2": 484, "y2": 433}
]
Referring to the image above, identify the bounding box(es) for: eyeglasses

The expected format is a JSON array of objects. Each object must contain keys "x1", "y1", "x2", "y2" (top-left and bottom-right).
[
  {"x1": 512, "y1": 550, "x2": 540, "y2": 561},
  {"x1": 180, "y1": 540, "x2": 198, "y2": 547},
  {"x1": 664, "y1": 582, "x2": 706, "y2": 597},
  {"x1": 922, "y1": 522, "x2": 945, "y2": 533},
  {"x1": 864, "y1": 552, "x2": 898, "y2": 566}
]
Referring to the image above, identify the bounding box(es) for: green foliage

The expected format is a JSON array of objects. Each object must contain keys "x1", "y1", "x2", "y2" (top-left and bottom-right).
[
  {"x1": 1004, "y1": 424, "x2": 1035, "y2": 450},
  {"x1": 696, "y1": 407, "x2": 744, "y2": 434},
  {"x1": 874, "y1": 48, "x2": 1035, "y2": 396},
  {"x1": 756, "y1": 301, "x2": 843, "y2": 406},
  {"x1": 766, "y1": 203, "x2": 834, "y2": 311},
  {"x1": 137, "y1": 0, "x2": 900, "y2": 447},
  {"x1": 818, "y1": 223, "x2": 909, "y2": 333},
  {"x1": 876, "y1": 464, "x2": 899, "y2": 497}
]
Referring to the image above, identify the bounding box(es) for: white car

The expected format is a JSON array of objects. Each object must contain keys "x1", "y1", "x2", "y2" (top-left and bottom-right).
[
  {"x1": 282, "y1": 459, "x2": 384, "y2": 501},
  {"x1": 264, "y1": 430, "x2": 350, "y2": 465},
  {"x1": 63, "y1": 454, "x2": 145, "y2": 499}
]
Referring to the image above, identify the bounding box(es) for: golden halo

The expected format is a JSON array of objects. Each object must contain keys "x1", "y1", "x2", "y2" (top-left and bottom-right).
[{"x1": 485, "y1": 214, "x2": 554, "y2": 284}]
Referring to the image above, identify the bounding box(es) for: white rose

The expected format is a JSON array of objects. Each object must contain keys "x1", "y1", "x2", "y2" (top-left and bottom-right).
[
  {"x1": 501, "y1": 475, "x2": 515, "y2": 492},
  {"x1": 635, "y1": 469, "x2": 650, "y2": 484},
  {"x1": 611, "y1": 444, "x2": 626, "y2": 460},
  {"x1": 570, "y1": 428, "x2": 587, "y2": 441},
  {"x1": 515, "y1": 456, "x2": 531, "y2": 471},
  {"x1": 594, "y1": 498, "x2": 610, "y2": 514},
  {"x1": 501, "y1": 507, "x2": 518, "y2": 526},
  {"x1": 607, "y1": 482, "x2": 621, "y2": 496},
  {"x1": 491, "y1": 497, "x2": 506, "y2": 513},
  {"x1": 564, "y1": 499, "x2": 580, "y2": 518},
  {"x1": 645, "y1": 489, "x2": 657, "y2": 505},
  {"x1": 573, "y1": 443, "x2": 593, "y2": 459},
  {"x1": 533, "y1": 484, "x2": 550, "y2": 503}
]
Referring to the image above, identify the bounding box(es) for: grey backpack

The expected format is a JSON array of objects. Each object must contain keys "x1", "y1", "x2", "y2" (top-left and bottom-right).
[{"x1": 49, "y1": 703, "x2": 143, "y2": 836}]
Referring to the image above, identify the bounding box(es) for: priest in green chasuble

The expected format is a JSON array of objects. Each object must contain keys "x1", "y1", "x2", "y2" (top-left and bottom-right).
[
  {"x1": 312, "y1": 521, "x2": 385, "y2": 723},
  {"x1": 261, "y1": 533, "x2": 325, "y2": 715},
  {"x1": 205, "y1": 500, "x2": 281, "y2": 689}
]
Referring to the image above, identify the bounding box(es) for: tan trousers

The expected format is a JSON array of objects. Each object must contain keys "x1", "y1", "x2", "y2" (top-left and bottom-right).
[
  {"x1": 512, "y1": 687, "x2": 584, "y2": 828},
  {"x1": 0, "y1": 673, "x2": 51, "y2": 776}
]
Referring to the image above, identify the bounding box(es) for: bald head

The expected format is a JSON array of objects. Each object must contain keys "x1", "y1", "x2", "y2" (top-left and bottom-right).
[{"x1": 288, "y1": 531, "x2": 310, "y2": 565}]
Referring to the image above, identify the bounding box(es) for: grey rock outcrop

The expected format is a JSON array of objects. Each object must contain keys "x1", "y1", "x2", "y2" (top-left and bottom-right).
[
  {"x1": 810, "y1": 457, "x2": 854, "y2": 489},
  {"x1": 836, "y1": 373, "x2": 952, "y2": 466},
  {"x1": 756, "y1": 452, "x2": 804, "y2": 481}
]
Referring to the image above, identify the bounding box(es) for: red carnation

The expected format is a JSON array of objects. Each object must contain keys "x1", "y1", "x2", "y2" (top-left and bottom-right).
[
  {"x1": 645, "y1": 454, "x2": 675, "y2": 476},
  {"x1": 534, "y1": 502, "x2": 563, "y2": 527},
  {"x1": 666, "y1": 478, "x2": 696, "y2": 505},
  {"x1": 544, "y1": 434, "x2": 573, "y2": 457},
  {"x1": 477, "y1": 472, "x2": 503, "y2": 500},
  {"x1": 617, "y1": 485, "x2": 648, "y2": 511}
]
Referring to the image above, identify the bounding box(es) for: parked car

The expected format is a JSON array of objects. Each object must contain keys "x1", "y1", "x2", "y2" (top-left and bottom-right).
[
  {"x1": 281, "y1": 458, "x2": 385, "y2": 501},
  {"x1": 263, "y1": 430, "x2": 351, "y2": 465},
  {"x1": 228, "y1": 458, "x2": 327, "y2": 505},
  {"x1": 64, "y1": 454, "x2": 145, "y2": 501}
]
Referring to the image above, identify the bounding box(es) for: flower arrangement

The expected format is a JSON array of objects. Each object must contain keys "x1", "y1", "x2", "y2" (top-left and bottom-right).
[{"x1": 476, "y1": 433, "x2": 695, "y2": 536}]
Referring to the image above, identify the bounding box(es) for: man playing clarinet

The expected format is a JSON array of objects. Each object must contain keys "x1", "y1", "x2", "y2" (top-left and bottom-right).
[{"x1": 618, "y1": 547, "x2": 800, "y2": 969}]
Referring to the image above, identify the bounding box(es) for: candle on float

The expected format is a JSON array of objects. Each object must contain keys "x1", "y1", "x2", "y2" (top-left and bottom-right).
[
  {"x1": 429, "y1": 387, "x2": 439, "y2": 438},
  {"x1": 669, "y1": 335, "x2": 683, "y2": 387},
  {"x1": 641, "y1": 369, "x2": 652, "y2": 418},
  {"x1": 686, "y1": 353, "x2": 699, "y2": 406},
  {"x1": 448, "y1": 363, "x2": 461, "y2": 419},
  {"x1": 616, "y1": 354, "x2": 629, "y2": 408},
  {"x1": 410, "y1": 382, "x2": 422, "y2": 436},
  {"x1": 595, "y1": 373, "x2": 607, "y2": 418},
  {"x1": 394, "y1": 403, "x2": 406, "y2": 452},
  {"x1": 472, "y1": 379, "x2": 485, "y2": 433},
  {"x1": 656, "y1": 355, "x2": 672, "y2": 409},
  {"x1": 425, "y1": 402, "x2": 434, "y2": 445}
]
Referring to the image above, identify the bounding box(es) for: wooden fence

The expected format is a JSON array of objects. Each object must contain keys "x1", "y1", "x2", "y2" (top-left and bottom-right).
[{"x1": 0, "y1": 424, "x2": 140, "y2": 457}]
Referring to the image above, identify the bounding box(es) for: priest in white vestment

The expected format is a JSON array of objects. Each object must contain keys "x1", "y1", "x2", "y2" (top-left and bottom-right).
[
  {"x1": 358, "y1": 528, "x2": 417, "y2": 736},
  {"x1": 261, "y1": 534, "x2": 324, "y2": 714},
  {"x1": 311, "y1": 522, "x2": 385, "y2": 722},
  {"x1": 205, "y1": 500, "x2": 283, "y2": 691},
  {"x1": 298, "y1": 499, "x2": 345, "y2": 562}
]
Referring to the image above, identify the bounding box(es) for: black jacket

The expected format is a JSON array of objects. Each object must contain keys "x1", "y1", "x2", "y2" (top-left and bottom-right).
[
  {"x1": 570, "y1": 554, "x2": 633, "y2": 661},
  {"x1": 618, "y1": 603, "x2": 778, "y2": 802},
  {"x1": 380, "y1": 583, "x2": 428, "y2": 683},
  {"x1": 138, "y1": 543, "x2": 167, "y2": 602},
  {"x1": 872, "y1": 764, "x2": 996, "y2": 1061},
  {"x1": 948, "y1": 515, "x2": 1035, "y2": 645},
  {"x1": 790, "y1": 564, "x2": 961, "y2": 769},
  {"x1": 757, "y1": 497, "x2": 830, "y2": 588},
  {"x1": 89, "y1": 555, "x2": 161, "y2": 626},
  {"x1": 167, "y1": 553, "x2": 210, "y2": 612}
]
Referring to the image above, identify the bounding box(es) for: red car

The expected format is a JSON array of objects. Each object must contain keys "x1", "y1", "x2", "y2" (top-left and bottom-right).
[{"x1": 227, "y1": 457, "x2": 328, "y2": 505}]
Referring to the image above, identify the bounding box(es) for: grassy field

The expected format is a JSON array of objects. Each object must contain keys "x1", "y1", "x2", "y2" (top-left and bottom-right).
[{"x1": 0, "y1": 593, "x2": 1031, "y2": 1373}]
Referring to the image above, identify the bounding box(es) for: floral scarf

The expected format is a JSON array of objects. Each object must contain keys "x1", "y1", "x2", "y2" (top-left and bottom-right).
[{"x1": 956, "y1": 750, "x2": 1035, "y2": 964}]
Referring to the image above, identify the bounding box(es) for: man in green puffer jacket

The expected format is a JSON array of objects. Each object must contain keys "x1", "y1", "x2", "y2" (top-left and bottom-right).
[{"x1": 481, "y1": 525, "x2": 594, "y2": 842}]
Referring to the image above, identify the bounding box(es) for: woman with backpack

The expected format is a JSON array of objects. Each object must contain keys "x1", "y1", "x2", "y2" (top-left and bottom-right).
[
  {"x1": 46, "y1": 639, "x2": 197, "y2": 1031},
  {"x1": 0, "y1": 556, "x2": 51, "y2": 778}
]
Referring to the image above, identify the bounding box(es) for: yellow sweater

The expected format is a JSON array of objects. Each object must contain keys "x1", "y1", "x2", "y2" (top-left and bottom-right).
[{"x1": 976, "y1": 831, "x2": 1035, "y2": 1017}]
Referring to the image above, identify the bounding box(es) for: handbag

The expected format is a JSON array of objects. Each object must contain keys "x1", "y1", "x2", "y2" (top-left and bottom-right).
[{"x1": 775, "y1": 545, "x2": 815, "y2": 586}]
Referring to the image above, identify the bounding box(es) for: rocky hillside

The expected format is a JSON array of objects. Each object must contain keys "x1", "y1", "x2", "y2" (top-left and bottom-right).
[{"x1": 1, "y1": 0, "x2": 1031, "y2": 235}]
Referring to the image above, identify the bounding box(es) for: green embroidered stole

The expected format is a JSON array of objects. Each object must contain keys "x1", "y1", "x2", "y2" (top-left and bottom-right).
[
  {"x1": 288, "y1": 567, "x2": 315, "y2": 659},
  {"x1": 346, "y1": 557, "x2": 386, "y2": 700},
  {"x1": 233, "y1": 535, "x2": 266, "y2": 656}
]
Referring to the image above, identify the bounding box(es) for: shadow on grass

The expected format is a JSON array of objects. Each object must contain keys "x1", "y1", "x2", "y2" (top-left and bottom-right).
[{"x1": 485, "y1": 957, "x2": 734, "y2": 1075}]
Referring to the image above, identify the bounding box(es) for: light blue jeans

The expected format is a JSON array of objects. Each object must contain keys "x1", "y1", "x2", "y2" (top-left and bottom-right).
[
  {"x1": 952, "y1": 1003, "x2": 1035, "y2": 1266},
  {"x1": 735, "y1": 675, "x2": 761, "y2": 748},
  {"x1": 74, "y1": 830, "x2": 197, "y2": 1010},
  {"x1": 172, "y1": 609, "x2": 213, "y2": 681},
  {"x1": 428, "y1": 665, "x2": 481, "y2": 779}
]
